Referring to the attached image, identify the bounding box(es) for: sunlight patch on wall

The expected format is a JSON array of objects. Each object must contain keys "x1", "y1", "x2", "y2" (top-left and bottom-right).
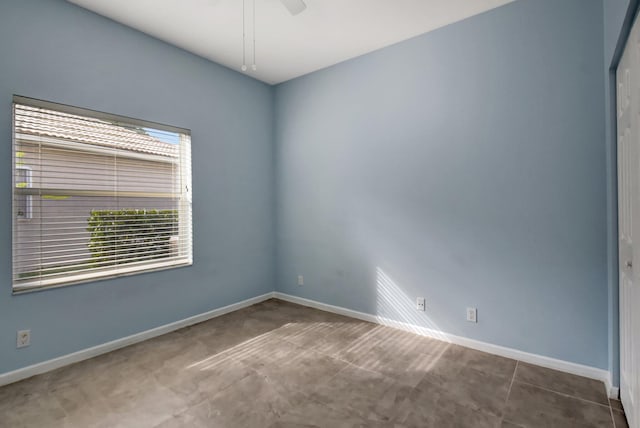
[{"x1": 375, "y1": 267, "x2": 449, "y2": 343}]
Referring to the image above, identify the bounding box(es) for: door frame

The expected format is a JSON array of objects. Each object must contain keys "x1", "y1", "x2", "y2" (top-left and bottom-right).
[{"x1": 610, "y1": 0, "x2": 640, "y2": 400}]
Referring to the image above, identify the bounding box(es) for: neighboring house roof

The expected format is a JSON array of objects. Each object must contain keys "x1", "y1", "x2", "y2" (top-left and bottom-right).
[{"x1": 14, "y1": 104, "x2": 179, "y2": 158}]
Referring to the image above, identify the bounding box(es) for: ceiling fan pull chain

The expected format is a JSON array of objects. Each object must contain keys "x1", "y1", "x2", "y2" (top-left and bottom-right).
[
  {"x1": 252, "y1": 0, "x2": 257, "y2": 71},
  {"x1": 241, "y1": 0, "x2": 247, "y2": 71}
]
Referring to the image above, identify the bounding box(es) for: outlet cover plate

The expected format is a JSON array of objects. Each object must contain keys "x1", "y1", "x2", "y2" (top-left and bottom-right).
[
  {"x1": 17, "y1": 329, "x2": 31, "y2": 348},
  {"x1": 466, "y1": 308, "x2": 477, "y2": 323}
]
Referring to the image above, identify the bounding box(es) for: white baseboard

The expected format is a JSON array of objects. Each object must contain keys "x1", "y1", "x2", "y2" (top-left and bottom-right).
[
  {"x1": 273, "y1": 292, "x2": 618, "y2": 399},
  {"x1": 609, "y1": 385, "x2": 620, "y2": 400},
  {"x1": 0, "y1": 292, "x2": 275, "y2": 387},
  {"x1": 2, "y1": 290, "x2": 618, "y2": 400}
]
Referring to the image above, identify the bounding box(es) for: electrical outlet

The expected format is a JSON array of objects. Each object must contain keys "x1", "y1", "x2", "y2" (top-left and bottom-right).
[
  {"x1": 17, "y1": 329, "x2": 30, "y2": 348},
  {"x1": 466, "y1": 308, "x2": 477, "y2": 323},
  {"x1": 297, "y1": 275, "x2": 304, "y2": 286},
  {"x1": 416, "y1": 297, "x2": 425, "y2": 311}
]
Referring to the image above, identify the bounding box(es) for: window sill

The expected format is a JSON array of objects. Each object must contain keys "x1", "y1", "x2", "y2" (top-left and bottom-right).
[{"x1": 12, "y1": 259, "x2": 193, "y2": 295}]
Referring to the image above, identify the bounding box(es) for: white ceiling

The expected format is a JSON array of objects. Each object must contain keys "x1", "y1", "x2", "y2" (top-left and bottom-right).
[{"x1": 67, "y1": 0, "x2": 516, "y2": 85}]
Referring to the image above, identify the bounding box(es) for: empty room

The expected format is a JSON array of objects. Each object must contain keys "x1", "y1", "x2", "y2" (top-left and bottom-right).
[{"x1": 0, "y1": 0, "x2": 638, "y2": 427}]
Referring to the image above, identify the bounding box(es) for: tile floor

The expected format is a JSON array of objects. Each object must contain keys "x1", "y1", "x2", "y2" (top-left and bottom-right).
[{"x1": 0, "y1": 299, "x2": 630, "y2": 427}]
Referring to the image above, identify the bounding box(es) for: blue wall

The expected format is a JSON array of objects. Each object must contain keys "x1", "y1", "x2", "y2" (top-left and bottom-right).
[
  {"x1": 0, "y1": 0, "x2": 617, "y2": 377},
  {"x1": 275, "y1": 0, "x2": 608, "y2": 369},
  {"x1": 0, "y1": 0, "x2": 275, "y2": 373},
  {"x1": 605, "y1": 0, "x2": 631, "y2": 65}
]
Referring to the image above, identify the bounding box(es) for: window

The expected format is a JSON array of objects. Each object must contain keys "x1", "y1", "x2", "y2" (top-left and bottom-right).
[{"x1": 12, "y1": 96, "x2": 193, "y2": 292}]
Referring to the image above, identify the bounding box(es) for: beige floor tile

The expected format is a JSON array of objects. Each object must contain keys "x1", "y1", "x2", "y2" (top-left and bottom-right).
[
  {"x1": 514, "y1": 362, "x2": 609, "y2": 405},
  {"x1": 0, "y1": 299, "x2": 617, "y2": 428},
  {"x1": 504, "y1": 381, "x2": 614, "y2": 428},
  {"x1": 613, "y1": 410, "x2": 629, "y2": 428},
  {"x1": 610, "y1": 399, "x2": 624, "y2": 412},
  {"x1": 396, "y1": 380, "x2": 503, "y2": 428},
  {"x1": 413, "y1": 358, "x2": 512, "y2": 418},
  {"x1": 308, "y1": 364, "x2": 413, "y2": 424},
  {"x1": 440, "y1": 345, "x2": 518, "y2": 379},
  {"x1": 186, "y1": 370, "x2": 305, "y2": 427}
]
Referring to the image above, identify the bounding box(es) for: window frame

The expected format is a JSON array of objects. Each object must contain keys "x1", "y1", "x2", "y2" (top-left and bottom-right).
[{"x1": 12, "y1": 96, "x2": 193, "y2": 294}]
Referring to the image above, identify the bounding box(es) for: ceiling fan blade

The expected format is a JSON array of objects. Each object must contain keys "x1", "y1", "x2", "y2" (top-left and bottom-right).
[{"x1": 280, "y1": 0, "x2": 307, "y2": 15}]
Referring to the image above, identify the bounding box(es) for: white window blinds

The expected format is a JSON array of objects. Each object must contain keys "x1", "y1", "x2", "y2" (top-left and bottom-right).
[{"x1": 12, "y1": 97, "x2": 193, "y2": 292}]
